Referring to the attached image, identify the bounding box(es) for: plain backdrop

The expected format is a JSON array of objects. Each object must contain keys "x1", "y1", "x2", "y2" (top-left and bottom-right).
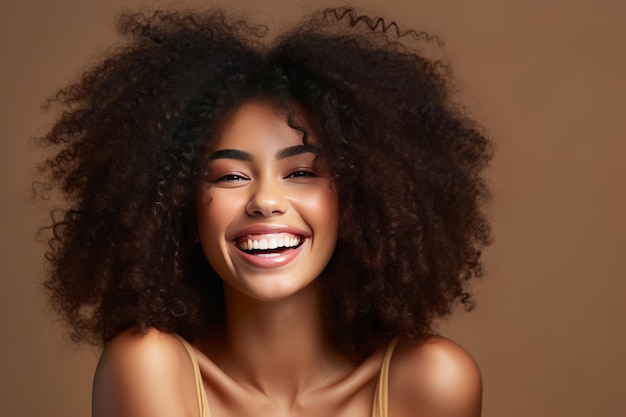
[{"x1": 1, "y1": 0, "x2": 625, "y2": 416}]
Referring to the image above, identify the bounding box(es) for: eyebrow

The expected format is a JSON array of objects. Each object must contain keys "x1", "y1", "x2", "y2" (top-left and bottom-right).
[
  {"x1": 208, "y1": 149, "x2": 253, "y2": 162},
  {"x1": 208, "y1": 144, "x2": 318, "y2": 162},
  {"x1": 275, "y1": 144, "x2": 318, "y2": 160}
]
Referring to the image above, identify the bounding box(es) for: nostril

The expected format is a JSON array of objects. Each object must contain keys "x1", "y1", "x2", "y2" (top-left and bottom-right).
[{"x1": 246, "y1": 192, "x2": 288, "y2": 217}]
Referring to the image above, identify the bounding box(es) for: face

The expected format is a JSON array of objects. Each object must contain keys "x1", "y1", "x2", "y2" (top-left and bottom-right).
[{"x1": 196, "y1": 101, "x2": 339, "y2": 302}]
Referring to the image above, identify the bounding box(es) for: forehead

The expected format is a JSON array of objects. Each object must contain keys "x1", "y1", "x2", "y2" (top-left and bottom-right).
[{"x1": 214, "y1": 101, "x2": 307, "y2": 151}]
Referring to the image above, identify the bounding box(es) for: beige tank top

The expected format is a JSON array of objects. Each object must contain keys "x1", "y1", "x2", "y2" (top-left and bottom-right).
[{"x1": 177, "y1": 336, "x2": 399, "y2": 417}]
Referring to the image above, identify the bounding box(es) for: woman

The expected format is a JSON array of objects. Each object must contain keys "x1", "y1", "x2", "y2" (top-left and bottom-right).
[{"x1": 39, "y1": 7, "x2": 492, "y2": 417}]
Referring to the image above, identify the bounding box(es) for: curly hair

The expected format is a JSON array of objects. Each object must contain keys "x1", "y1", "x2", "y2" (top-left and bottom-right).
[{"x1": 37, "y1": 7, "x2": 492, "y2": 356}]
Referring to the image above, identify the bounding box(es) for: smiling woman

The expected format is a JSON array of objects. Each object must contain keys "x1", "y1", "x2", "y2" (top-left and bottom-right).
[
  {"x1": 196, "y1": 102, "x2": 339, "y2": 302},
  {"x1": 37, "y1": 7, "x2": 492, "y2": 417}
]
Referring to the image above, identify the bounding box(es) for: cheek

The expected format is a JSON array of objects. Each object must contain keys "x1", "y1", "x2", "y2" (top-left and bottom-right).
[
  {"x1": 195, "y1": 190, "x2": 233, "y2": 275},
  {"x1": 311, "y1": 185, "x2": 340, "y2": 237},
  {"x1": 196, "y1": 190, "x2": 227, "y2": 241}
]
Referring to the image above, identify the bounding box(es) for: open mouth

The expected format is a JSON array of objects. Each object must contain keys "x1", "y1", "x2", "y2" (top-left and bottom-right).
[{"x1": 234, "y1": 233, "x2": 305, "y2": 257}]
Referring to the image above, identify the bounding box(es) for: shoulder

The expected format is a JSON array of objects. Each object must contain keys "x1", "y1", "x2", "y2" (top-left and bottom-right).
[
  {"x1": 92, "y1": 328, "x2": 200, "y2": 417},
  {"x1": 389, "y1": 336, "x2": 482, "y2": 417}
]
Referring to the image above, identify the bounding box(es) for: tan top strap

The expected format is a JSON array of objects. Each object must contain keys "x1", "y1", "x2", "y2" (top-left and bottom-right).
[
  {"x1": 175, "y1": 335, "x2": 211, "y2": 417},
  {"x1": 371, "y1": 338, "x2": 399, "y2": 417}
]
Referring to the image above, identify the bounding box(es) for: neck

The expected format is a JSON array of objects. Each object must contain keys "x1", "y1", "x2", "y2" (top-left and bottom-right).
[{"x1": 215, "y1": 281, "x2": 351, "y2": 401}]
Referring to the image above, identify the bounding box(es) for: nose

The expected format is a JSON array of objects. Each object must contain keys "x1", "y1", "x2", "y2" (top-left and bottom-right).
[{"x1": 246, "y1": 176, "x2": 288, "y2": 217}]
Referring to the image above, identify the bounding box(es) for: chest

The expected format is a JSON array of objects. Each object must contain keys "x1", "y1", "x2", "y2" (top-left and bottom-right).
[{"x1": 203, "y1": 377, "x2": 380, "y2": 417}]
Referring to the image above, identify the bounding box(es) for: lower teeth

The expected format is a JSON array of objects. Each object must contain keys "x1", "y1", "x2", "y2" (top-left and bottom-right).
[{"x1": 256, "y1": 253, "x2": 280, "y2": 258}]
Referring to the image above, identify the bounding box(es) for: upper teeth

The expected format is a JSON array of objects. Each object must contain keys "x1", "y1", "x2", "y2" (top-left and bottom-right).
[{"x1": 237, "y1": 235, "x2": 301, "y2": 251}]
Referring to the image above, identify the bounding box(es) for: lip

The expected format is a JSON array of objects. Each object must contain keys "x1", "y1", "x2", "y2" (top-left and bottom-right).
[
  {"x1": 230, "y1": 241, "x2": 304, "y2": 268},
  {"x1": 228, "y1": 224, "x2": 310, "y2": 269}
]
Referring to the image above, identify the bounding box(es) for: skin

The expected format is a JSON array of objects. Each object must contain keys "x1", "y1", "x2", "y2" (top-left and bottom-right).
[{"x1": 92, "y1": 102, "x2": 482, "y2": 417}]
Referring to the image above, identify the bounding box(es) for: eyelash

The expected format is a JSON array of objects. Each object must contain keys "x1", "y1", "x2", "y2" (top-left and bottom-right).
[
  {"x1": 214, "y1": 174, "x2": 249, "y2": 183},
  {"x1": 286, "y1": 169, "x2": 317, "y2": 179}
]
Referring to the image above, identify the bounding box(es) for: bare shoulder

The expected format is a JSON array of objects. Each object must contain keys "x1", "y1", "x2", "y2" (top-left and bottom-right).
[
  {"x1": 389, "y1": 336, "x2": 482, "y2": 417},
  {"x1": 93, "y1": 328, "x2": 199, "y2": 417}
]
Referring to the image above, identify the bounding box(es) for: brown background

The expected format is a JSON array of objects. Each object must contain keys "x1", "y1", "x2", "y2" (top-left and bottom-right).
[{"x1": 1, "y1": 0, "x2": 624, "y2": 416}]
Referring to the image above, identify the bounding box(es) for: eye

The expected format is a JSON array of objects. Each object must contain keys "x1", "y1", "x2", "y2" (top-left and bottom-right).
[
  {"x1": 285, "y1": 170, "x2": 317, "y2": 179},
  {"x1": 213, "y1": 173, "x2": 249, "y2": 183}
]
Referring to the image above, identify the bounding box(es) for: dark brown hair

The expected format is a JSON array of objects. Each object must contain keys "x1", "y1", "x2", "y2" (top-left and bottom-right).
[{"x1": 38, "y1": 7, "x2": 492, "y2": 356}]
